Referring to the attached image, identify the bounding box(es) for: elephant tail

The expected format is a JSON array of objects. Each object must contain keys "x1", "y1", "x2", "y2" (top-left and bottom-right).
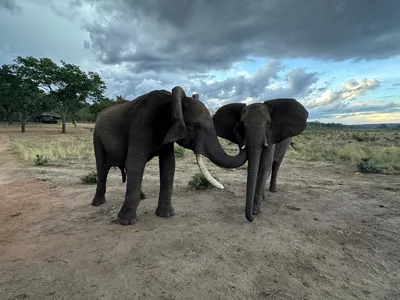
[{"x1": 290, "y1": 141, "x2": 297, "y2": 151}]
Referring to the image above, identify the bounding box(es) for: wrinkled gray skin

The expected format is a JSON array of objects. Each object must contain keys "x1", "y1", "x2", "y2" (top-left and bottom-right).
[
  {"x1": 213, "y1": 99, "x2": 309, "y2": 222},
  {"x1": 92, "y1": 86, "x2": 247, "y2": 225}
]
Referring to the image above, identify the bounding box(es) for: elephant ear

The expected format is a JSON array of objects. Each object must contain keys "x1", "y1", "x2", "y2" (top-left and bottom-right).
[
  {"x1": 163, "y1": 86, "x2": 188, "y2": 144},
  {"x1": 264, "y1": 98, "x2": 309, "y2": 144},
  {"x1": 212, "y1": 103, "x2": 246, "y2": 144}
]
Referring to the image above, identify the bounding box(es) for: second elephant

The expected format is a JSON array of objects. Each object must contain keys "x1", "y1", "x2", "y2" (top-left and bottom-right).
[{"x1": 213, "y1": 99, "x2": 309, "y2": 222}]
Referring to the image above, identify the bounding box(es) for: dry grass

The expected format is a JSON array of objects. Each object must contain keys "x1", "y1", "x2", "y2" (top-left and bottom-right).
[
  {"x1": 11, "y1": 134, "x2": 94, "y2": 163},
  {"x1": 289, "y1": 129, "x2": 400, "y2": 174},
  {"x1": 7, "y1": 125, "x2": 400, "y2": 174}
]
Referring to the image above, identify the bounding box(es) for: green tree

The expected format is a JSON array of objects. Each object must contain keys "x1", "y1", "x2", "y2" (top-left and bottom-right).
[
  {"x1": 116, "y1": 95, "x2": 126, "y2": 102},
  {"x1": 75, "y1": 103, "x2": 95, "y2": 122},
  {"x1": 14, "y1": 56, "x2": 106, "y2": 134},
  {"x1": 89, "y1": 96, "x2": 116, "y2": 120},
  {"x1": 0, "y1": 65, "x2": 15, "y2": 126},
  {"x1": 0, "y1": 63, "x2": 55, "y2": 132}
]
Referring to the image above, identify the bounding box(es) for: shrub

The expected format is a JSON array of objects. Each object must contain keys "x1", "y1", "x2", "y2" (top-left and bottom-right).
[
  {"x1": 174, "y1": 146, "x2": 186, "y2": 158},
  {"x1": 80, "y1": 171, "x2": 98, "y2": 184},
  {"x1": 352, "y1": 132, "x2": 378, "y2": 142},
  {"x1": 188, "y1": 172, "x2": 217, "y2": 190},
  {"x1": 35, "y1": 154, "x2": 49, "y2": 166},
  {"x1": 356, "y1": 157, "x2": 382, "y2": 174}
]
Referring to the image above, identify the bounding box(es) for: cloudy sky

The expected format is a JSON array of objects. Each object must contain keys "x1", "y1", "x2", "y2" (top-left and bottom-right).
[{"x1": 1, "y1": 0, "x2": 399, "y2": 124}]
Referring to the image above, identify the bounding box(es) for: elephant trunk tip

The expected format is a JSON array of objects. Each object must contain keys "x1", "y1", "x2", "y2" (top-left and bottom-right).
[{"x1": 246, "y1": 212, "x2": 254, "y2": 222}]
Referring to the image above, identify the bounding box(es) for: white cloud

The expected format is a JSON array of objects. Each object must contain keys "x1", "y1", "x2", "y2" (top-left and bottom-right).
[
  {"x1": 307, "y1": 78, "x2": 381, "y2": 109},
  {"x1": 266, "y1": 83, "x2": 280, "y2": 90},
  {"x1": 243, "y1": 97, "x2": 254, "y2": 104}
]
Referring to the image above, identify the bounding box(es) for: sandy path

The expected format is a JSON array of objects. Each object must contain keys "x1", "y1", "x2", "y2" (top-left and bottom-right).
[{"x1": 0, "y1": 132, "x2": 399, "y2": 300}]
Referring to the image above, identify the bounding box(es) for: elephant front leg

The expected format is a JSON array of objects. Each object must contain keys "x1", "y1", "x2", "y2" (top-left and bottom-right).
[
  {"x1": 156, "y1": 143, "x2": 175, "y2": 218},
  {"x1": 269, "y1": 160, "x2": 282, "y2": 192},
  {"x1": 253, "y1": 146, "x2": 274, "y2": 215},
  {"x1": 117, "y1": 158, "x2": 146, "y2": 225}
]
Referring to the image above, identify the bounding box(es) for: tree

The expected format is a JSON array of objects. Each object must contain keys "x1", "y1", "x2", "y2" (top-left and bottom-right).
[
  {"x1": 0, "y1": 63, "x2": 55, "y2": 132},
  {"x1": 89, "y1": 96, "x2": 116, "y2": 120},
  {"x1": 116, "y1": 95, "x2": 126, "y2": 102},
  {"x1": 13, "y1": 56, "x2": 106, "y2": 133},
  {"x1": 0, "y1": 65, "x2": 15, "y2": 126}
]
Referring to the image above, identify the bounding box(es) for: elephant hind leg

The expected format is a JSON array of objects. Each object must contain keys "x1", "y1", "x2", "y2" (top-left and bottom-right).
[{"x1": 92, "y1": 136, "x2": 110, "y2": 206}]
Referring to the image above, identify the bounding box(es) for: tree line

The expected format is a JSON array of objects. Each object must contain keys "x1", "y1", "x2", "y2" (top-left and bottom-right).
[{"x1": 0, "y1": 56, "x2": 120, "y2": 133}]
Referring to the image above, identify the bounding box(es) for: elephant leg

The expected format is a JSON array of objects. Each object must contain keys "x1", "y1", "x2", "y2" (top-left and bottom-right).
[
  {"x1": 156, "y1": 143, "x2": 175, "y2": 217},
  {"x1": 117, "y1": 151, "x2": 146, "y2": 225},
  {"x1": 269, "y1": 159, "x2": 282, "y2": 192},
  {"x1": 92, "y1": 136, "x2": 109, "y2": 206},
  {"x1": 119, "y1": 165, "x2": 146, "y2": 199},
  {"x1": 253, "y1": 146, "x2": 275, "y2": 215}
]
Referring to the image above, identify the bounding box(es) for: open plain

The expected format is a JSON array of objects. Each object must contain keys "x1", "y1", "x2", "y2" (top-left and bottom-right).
[{"x1": 0, "y1": 124, "x2": 399, "y2": 300}]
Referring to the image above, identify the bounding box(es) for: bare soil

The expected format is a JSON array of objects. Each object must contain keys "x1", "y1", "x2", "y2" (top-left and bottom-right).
[{"x1": 1, "y1": 128, "x2": 399, "y2": 300}]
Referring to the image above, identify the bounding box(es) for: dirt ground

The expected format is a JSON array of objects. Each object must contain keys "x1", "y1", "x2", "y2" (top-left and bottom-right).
[{"x1": 0, "y1": 128, "x2": 399, "y2": 300}]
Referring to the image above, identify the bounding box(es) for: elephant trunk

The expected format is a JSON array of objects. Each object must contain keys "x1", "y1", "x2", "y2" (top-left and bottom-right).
[
  {"x1": 203, "y1": 130, "x2": 247, "y2": 169},
  {"x1": 244, "y1": 129, "x2": 264, "y2": 222},
  {"x1": 245, "y1": 147, "x2": 262, "y2": 222}
]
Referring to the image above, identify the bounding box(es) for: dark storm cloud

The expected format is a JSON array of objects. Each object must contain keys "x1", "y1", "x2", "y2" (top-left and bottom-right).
[
  {"x1": 65, "y1": 0, "x2": 400, "y2": 72},
  {"x1": 190, "y1": 60, "x2": 319, "y2": 108},
  {"x1": 0, "y1": 0, "x2": 21, "y2": 13}
]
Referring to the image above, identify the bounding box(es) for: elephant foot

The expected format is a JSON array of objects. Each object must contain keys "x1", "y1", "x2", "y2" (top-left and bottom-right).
[
  {"x1": 269, "y1": 186, "x2": 277, "y2": 193},
  {"x1": 156, "y1": 204, "x2": 175, "y2": 218},
  {"x1": 253, "y1": 201, "x2": 261, "y2": 215},
  {"x1": 140, "y1": 191, "x2": 146, "y2": 200},
  {"x1": 261, "y1": 192, "x2": 267, "y2": 201},
  {"x1": 92, "y1": 196, "x2": 105, "y2": 206},
  {"x1": 117, "y1": 206, "x2": 137, "y2": 225}
]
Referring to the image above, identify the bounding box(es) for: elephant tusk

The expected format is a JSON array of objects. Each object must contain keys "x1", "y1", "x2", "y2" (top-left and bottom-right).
[
  {"x1": 264, "y1": 143, "x2": 269, "y2": 148},
  {"x1": 195, "y1": 154, "x2": 224, "y2": 190},
  {"x1": 241, "y1": 144, "x2": 246, "y2": 149}
]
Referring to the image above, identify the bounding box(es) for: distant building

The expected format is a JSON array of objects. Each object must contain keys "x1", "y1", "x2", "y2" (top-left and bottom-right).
[{"x1": 33, "y1": 112, "x2": 61, "y2": 124}]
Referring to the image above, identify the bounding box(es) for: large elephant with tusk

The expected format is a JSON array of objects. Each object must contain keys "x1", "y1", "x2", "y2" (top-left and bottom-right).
[{"x1": 91, "y1": 86, "x2": 247, "y2": 225}]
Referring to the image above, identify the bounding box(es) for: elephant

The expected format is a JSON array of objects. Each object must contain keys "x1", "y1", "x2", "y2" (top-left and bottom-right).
[
  {"x1": 91, "y1": 86, "x2": 247, "y2": 225},
  {"x1": 212, "y1": 98, "x2": 309, "y2": 222}
]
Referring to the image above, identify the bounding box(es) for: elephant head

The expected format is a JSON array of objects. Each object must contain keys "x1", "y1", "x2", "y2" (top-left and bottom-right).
[
  {"x1": 163, "y1": 86, "x2": 248, "y2": 189},
  {"x1": 212, "y1": 98, "x2": 309, "y2": 221}
]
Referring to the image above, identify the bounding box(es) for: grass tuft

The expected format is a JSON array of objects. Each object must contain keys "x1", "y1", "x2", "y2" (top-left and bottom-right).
[
  {"x1": 80, "y1": 171, "x2": 98, "y2": 184},
  {"x1": 35, "y1": 154, "x2": 49, "y2": 166},
  {"x1": 356, "y1": 157, "x2": 382, "y2": 174},
  {"x1": 188, "y1": 172, "x2": 217, "y2": 190},
  {"x1": 174, "y1": 145, "x2": 186, "y2": 158}
]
